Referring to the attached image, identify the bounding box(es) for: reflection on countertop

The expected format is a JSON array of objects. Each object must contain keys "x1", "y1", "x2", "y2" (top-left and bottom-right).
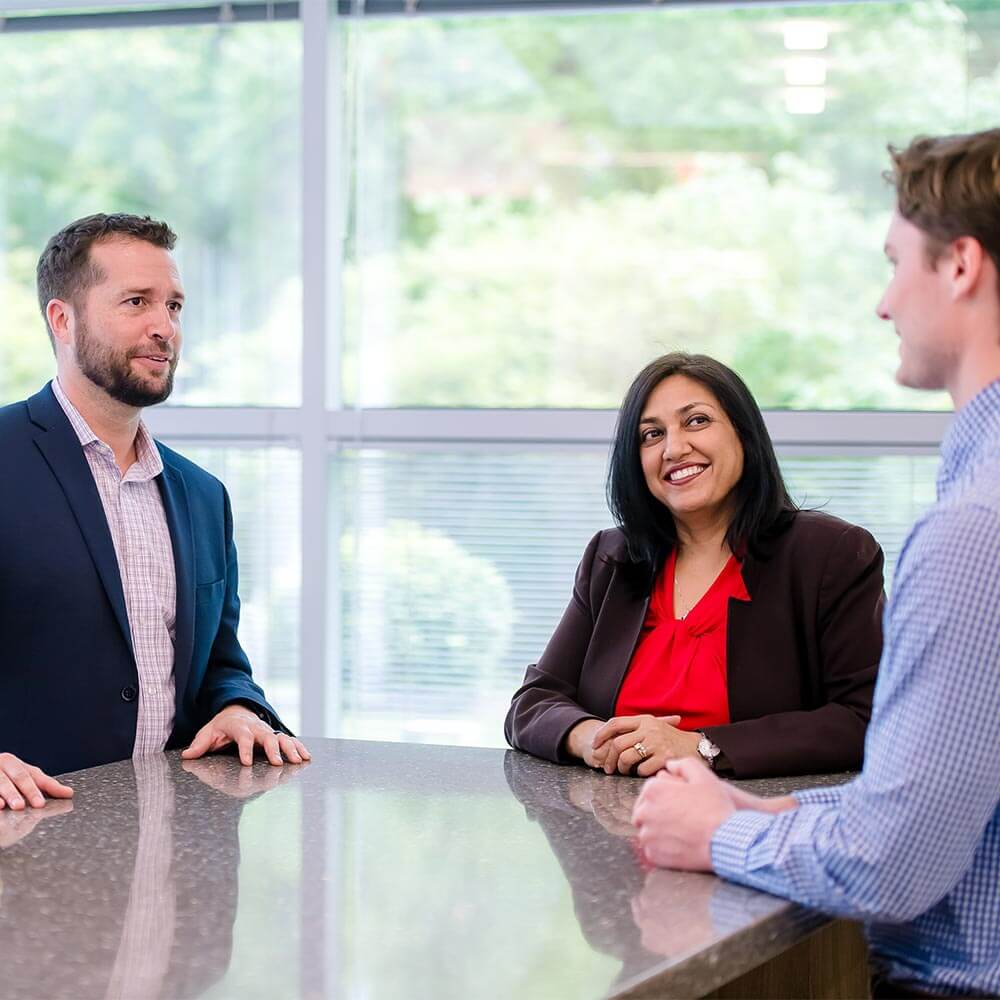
[
  {"x1": 504, "y1": 754, "x2": 853, "y2": 998},
  {"x1": 0, "y1": 753, "x2": 290, "y2": 1000},
  {"x1": 0, "y1": 740, "x2": 853, "y2": 1000}
]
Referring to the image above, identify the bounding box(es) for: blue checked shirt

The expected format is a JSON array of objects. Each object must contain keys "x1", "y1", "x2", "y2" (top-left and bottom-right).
[{"x1": 711, "y1": 377, "x2": 1000, "y2": 998}]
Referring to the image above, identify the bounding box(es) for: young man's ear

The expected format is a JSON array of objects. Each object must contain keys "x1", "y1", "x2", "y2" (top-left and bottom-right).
[
  {"x1": 947, "y1": 235, "x2": 987, "y2": 300},
  {"x1": 45, "y1": 298, "x2": 74, "y2": 347}
]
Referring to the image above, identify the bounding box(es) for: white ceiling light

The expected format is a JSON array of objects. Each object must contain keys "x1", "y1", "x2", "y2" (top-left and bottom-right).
[
  {"x1": 784, "y1": 87, "x2": 827, "y2": 115},
  {"x1": 784, "y1": 56, "x2": 828, "y2": 87},
  {"x1": 782, "y1": 21, "x2": 829, "y2": 51}
]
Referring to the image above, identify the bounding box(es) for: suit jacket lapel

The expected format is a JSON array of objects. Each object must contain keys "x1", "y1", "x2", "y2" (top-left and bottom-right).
[
  {"x1": 583, "y1": 567, "x2": 650, "y2": 713},
  {"x1": 157, "y1": 453, "x2": 195, "y2": 712},
  {"x1": 27, "y1": 386, "x2": 134, "y2": 655}
]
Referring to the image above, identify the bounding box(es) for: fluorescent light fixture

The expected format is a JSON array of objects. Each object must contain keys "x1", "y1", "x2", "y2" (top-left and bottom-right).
[
  {"x1": 783, "y1": 21, "x2": 829, "y2": 51},
  {"x1": 784, "y1": 86, "x2": 827, "y2": 115},
  {"x1": 784, "y1": 56, "x2": 827, "y2": 87}
]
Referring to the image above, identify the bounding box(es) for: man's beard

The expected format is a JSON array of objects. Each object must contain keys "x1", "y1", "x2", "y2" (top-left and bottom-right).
[{"x1": 75, "y1": 316, "x2": 178, "y2": 407}]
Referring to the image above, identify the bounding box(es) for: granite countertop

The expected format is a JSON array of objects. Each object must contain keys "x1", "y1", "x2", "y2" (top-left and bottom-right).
[{"x1": 0, "y1": 740, "x2": 852, "y2": 1000}]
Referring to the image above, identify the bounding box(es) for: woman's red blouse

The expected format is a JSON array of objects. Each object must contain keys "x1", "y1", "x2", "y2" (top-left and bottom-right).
[{"x1": 613, "y1": 548, "x2": 750, "y2": 729}]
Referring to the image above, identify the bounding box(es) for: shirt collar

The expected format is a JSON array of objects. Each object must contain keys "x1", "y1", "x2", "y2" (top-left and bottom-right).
[
  {"x1": 51, "y1": 377, "x2": 164, "y2": 481},
  {"x1": 937, "y1": 376, "x2": 1000, "y2": 498}
]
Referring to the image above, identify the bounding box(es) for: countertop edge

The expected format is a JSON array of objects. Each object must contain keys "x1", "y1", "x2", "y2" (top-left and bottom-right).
[{"x1": 609, "y1": 901, "x2": 829, "y2": 999}]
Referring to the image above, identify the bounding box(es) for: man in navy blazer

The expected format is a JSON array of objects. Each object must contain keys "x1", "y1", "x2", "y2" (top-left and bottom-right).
[{"x1": 0, "y1": 213, "x2": 310, "y2": 809}]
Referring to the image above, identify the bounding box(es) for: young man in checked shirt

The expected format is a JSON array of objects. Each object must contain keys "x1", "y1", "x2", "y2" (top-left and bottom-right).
[
  {"x1": 632, "y1": 128, "x2": 1000, "y2": 999},
  {"x1": 0, "y1": 214, "x2": 310, "y2": 809}
]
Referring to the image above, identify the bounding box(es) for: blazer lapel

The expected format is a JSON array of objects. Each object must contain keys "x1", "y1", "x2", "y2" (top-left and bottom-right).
[
  {"x1": 27, "y1": 386, "x2": 134, "y2": 654},
  {"x1": 582, "y1": 567, "x2": 650, "y2": 713},
  {"x1": 725, "y1": 545, "x2": 768, "y2": 722},
  {"x1": 157, "y1": 454, "x2": 195, "y2": 712}
]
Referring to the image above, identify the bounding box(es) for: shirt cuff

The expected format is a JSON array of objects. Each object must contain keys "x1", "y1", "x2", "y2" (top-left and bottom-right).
[{"x1": 710, "y1": 809, "x2": 780, "y2": 879}]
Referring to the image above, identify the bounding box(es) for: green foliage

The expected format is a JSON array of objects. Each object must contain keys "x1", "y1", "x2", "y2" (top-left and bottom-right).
[
  {"x1": 341, "y1": 0, "x2": 992, "y2": 409},
  {"x1": 339, "y1": 519, "x2": 514, "y2": 710},
  {"x1": 0, "y1": 22, "x2": 301, "y2": 406},
  {"x1": 350, "y1": 158, "x2": 918, "y2": 407}
]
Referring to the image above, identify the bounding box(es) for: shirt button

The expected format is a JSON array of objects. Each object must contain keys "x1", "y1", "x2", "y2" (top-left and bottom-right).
[{"x1": 121, "y1": 686, "x2": 138, "y2": 703}]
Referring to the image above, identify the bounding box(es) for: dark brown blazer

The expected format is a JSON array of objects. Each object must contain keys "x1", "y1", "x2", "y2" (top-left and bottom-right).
[{"x1": 504, "y1": 510, "x2": 885, "y2": 777}]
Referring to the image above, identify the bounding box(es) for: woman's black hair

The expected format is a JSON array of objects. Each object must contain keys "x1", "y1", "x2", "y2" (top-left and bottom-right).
[{"x1": 606, "y1": 352, "x2": 796, "y2": 582}]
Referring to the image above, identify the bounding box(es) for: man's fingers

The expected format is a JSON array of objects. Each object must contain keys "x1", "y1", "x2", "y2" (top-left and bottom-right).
[
  {"x1": 634, "y1": 770, "x2": 681, "y2": 815},
  {"x1": 0, "y1": 762, "x2": 47, "y2": 808},
  {"x1": 31, "y1": 770, "x2": 73, "y2": 800},
  {"x1": 667, "y1": 756, "x2": 714, "y2": 784},
  {"x1": 632, "y1": 796, "x2": 649, "y2": 827},
  {"x1": 236, "y1": 731, "x2": 255, "y2": 766},
  {"x1": 181, "y1": 726, "x2": 215, "y2": 760},
  {"x1": 262, "y1": 732, "x2": 283, "y2": 767},
  {"x1": 10, "y1": 768, "x2": 46, "y2": 809},
  {"x1": 633, "y1": 775, "x2": 672, "y2": 824},
  {"x1": 293, "y1": 739, "x2": 311, "y2": 762},
  {"x1": 0, "y1": 773, "x2": 26, "y2": 810},
  {"x1": 276, "y1": 735, "x2": 304, "y2": 764}
]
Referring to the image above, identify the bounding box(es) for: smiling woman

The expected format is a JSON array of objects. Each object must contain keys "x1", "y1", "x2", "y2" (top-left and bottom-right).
[{"x1": 505, "y1": 353, "x2": 887, "y2": 779}]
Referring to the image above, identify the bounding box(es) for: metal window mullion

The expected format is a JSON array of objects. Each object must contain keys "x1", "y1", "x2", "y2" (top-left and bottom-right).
[
  {"x1": 0, "y1": 3, "x2": 299, "y2": 33},
  {"x1": 0, "y1": 0, "x2": 781, "y2": 19},
  {"x1": 299, "y1": 0, "x2": 330, "y2": 742},
  {"x1": 146, "y1": 407, "x2": 952, "y2": 449},
  {"x1": 325, "y1": 14, "x2": 347, "y2": 741}
]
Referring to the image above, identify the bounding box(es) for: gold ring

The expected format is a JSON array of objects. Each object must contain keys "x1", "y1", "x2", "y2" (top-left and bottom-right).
[{"x1": 633, "y1": 741, "x2": 650, "y2": 760}]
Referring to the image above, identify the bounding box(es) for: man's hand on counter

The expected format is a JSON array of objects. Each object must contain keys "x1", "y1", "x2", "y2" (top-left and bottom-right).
[
  {"x1": 632, "y1": 758, "x2": 799, "y2": 871},
  {"x1": 631, "y1": 757, "x2": 736, "y2": 870},
  {"x1": 0, "y1": 753, "x2": 74, "y2": 811},
  {"x1": 180, "y1": 704, "x2": 312, "y2": 767}
]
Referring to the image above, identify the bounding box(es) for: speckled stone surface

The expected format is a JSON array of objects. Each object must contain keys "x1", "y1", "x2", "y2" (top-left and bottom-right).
[{"x1": 0, "y1": 740, "x2": 852, "y2": 1000}]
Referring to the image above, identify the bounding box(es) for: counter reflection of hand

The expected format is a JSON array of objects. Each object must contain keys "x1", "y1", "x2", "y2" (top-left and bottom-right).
[
  {"x1": 181, "y1": 756, "x2": 300, "y2": 799},
  {"x1": 630, "y1": 868, "x2": 717, "y2": 958},
  {"x1": 0, "y1": 798, "x2": 74, "y2": 850},
  {"x1": 566, "y1": 770, "x2": 641, "y2": 838}
]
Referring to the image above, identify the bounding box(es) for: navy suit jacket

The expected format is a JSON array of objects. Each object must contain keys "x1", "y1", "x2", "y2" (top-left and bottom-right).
[{"x1": 0, "y1": 383, "x2": 283, "y2": 775}]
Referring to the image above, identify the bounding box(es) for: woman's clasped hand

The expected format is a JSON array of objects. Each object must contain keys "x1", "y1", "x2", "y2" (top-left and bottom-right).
[{"x1": 573, "y1": 715, "x2": 701, "y2": 776}]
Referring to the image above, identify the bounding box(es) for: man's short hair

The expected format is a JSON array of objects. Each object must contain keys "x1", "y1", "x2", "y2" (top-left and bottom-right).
[
  {"x1": 886, "y1": 129, "x2": 1000, "y2": 281},
  {"x1": 36, "y1": 213, "x2": 177, "y2": 347}
]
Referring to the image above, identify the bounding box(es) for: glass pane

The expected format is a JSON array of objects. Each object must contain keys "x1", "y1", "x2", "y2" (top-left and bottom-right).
[
  {"x1": 330, "y1": 447, "x2": 936, "y2": 747},
  {"x1": 173, "y1": 444, "x2": 302, "y2": 730},
  {"x1": 0, "y1": 20, "x2": 301, "y2": 407},
  {"x1": 342, "y1": 2, "x2": 998, "y2": 409}
]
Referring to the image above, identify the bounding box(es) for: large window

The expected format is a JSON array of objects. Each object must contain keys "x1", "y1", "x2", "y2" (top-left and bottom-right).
[
  {"x1": 1, "y1": 0, "x2": 993, "y2": 745},
  {"x1": 0, "y1": 17, "x2": 301, "y2": 406},
  {"x1": 331, "y1": 448, "x2": 938, "y2": 746},
  {"x1": 342, "y1": 2, "x2": 999, "y2": 409}
]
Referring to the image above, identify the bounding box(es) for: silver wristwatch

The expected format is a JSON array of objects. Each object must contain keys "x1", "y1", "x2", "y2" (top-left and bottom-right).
[{"x1": 696, "y1": 733, "x2": 722, "y2": 770}]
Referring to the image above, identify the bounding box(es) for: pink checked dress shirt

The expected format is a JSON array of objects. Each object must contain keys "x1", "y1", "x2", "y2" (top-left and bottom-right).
[{"x1": 52, "y1": 378, "x2": 177, "y2": 756}]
